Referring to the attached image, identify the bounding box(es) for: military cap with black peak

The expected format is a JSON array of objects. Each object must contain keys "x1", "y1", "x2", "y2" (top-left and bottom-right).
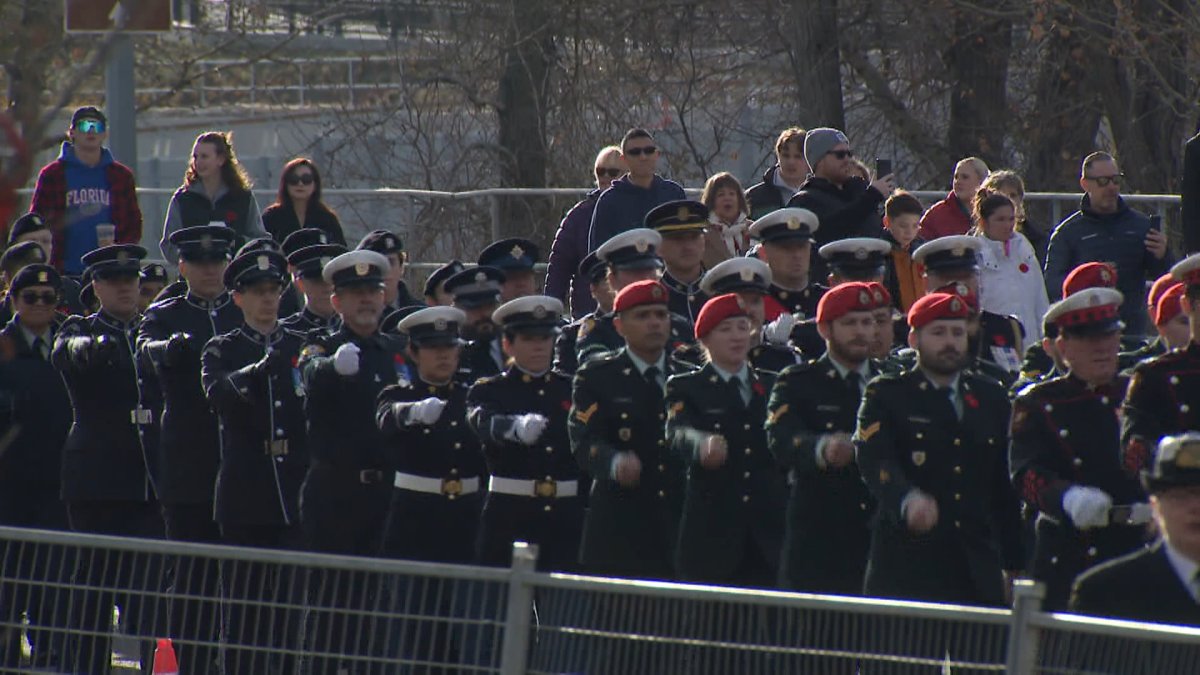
[
  {"x1": 322, "y1": 249, "x2": 390, "y2": 289},
  {"x1": 1170, "y1": 252, "x2": 1200, "y2": 289},
  {"x1": 7, "y1": 213, "x2": 48, "y2": 244},
  {"x1": 82, "y1": 244, "x2": 147, "y2": 278},
  {"x1": 168, "y1": 224, "x2": 236, "y2": 262},
  {"x1": 9, "y1": 263, "x2": 62, "y2": 295},
  {"x1": 819, "y1": 237, "x2": 891, "y2": 278},
  {"x1": 140, "y1": 262, "x2": 170, "y2": 285},
  {"x1": 224, "y1": 250, "x2": 288, "y2": 290},
  {"x1": 596, "y1": 228, "x2": 663, "y2": 271},
  {"x1": 577, "y1": 251, "x2": 607, "y2": 285},
  {"x1": 288, "y1": 244, "x2": 348, "y2": 280},
  {"x1": 911, "y1": 235, "x2": 983, "y2": 273},
  {"x1": 281, "y1": 228, "x2": 332, "y2": 257},
  {"x1": 747, "y1": 207, "x2": 820, "y2": 243},
  {"x1": 492, "y1": 295, "x2": 564, "y2": 336},
  {"x1": 1143, "y1": 432, "x2": 1200, "y2": 492},
  {"x1": 0, "y1": 240, "x2": 48, "y2": 270},
  {"x1": 357, "y1": 229, "x2": 405, "y2": 256},
  {"x1": 397, "y1": 306, "x2": 467, "y2": 347},
  {"x1": 478, "y1": 237, "x2": 539, "y2": 272},
  {"x1": 444, "y1": 266, "x2": 505, "y2": 309},
  {"x1": 644, "y1": 200, "x2": 709, "y2": 235},
  {"x1": 236, "y1": 237, "x2": 281, "y2": 257},
  {"x1": 424, "y1": 260, "x2": 466, "y2": 298},
  {"x1": 1043, "y1": 287, "x2": 1124, "y2": 336},
  {"x1": 699, "y1": 257, "x2": 772, "y2": 295}
]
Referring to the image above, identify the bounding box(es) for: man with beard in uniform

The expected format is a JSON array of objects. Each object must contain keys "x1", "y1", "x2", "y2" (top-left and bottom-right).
[
  {"x1": 749, "y1": 207, "x2": 827, "y2": 358},
  {"x1": 467, "y1": 295, "x2": 583, "y2": 571},
  {"x1": 553, "y1": 251, "x2": 614, "y2": 375},
  {"x1": 1010, "y1": 287, "x2": 1150, "y2": 610},
  {"x1": 52, "y1": 244, "x2": 159, "y2": 674},
  {"x1": 572, "y1": 279, "x2": 689, "y2": 580},
  {"x1": 768, "y1": 282, "x2": 882, "y2": 595},
  {"x1": 298, "y1": 249, "x2": 408, "y2": 672},
  {"x1": 911, "y1": 235, "x2": 1024, "y2": 384},
  {"x1": 575, "y1": 228, "x2": 694, "y2": 365},
  {"x1": 376, "y1": 305, "x2": 488, "y2": 669},
  {"x1": 694, "y1": 256, "x2": 803, "y2": 374},
  {"x1": 644, "y1": 200, "x2": 710, "y2": 325},
  {"x1": 479, "y1": 237, "x2": 540, "y2": 302},
  {"x1": 281, "y1": 242, "x2": 347, "y2": 335},
  {"x1": 445, "y1": 265, "x2": 507, "y2": 381},
  {"x1": 1122, "y1": 253, "x2": 1200, "y2": 475},
  {"x1": 201, "y1": 249, "x2": 308, "y2": 673}
]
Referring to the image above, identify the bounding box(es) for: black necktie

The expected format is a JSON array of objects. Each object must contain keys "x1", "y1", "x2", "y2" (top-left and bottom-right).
[
  {"x1": 31, "y1": 336, "x2": 46, "y2": 361},
  {"x1": 938, "y1": 386, "x2": 961, "y2": 420},
  {"x1": 845, "y1": 371, "x2": 862, "y2": 394}
]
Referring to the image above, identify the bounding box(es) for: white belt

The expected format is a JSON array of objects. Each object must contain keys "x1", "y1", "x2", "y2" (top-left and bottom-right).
[
  {"x1": 488, "y1": 476, "x2": 579, "y2": 498},
  {"x1": 393, "y1": 472, "x2": 480, "y2": 497}
]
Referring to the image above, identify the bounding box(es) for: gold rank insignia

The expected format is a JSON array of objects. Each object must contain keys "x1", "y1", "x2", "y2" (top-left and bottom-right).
[
  {"x1": 650, "y1": 285, "x2": 664, "y2": 299},
  {"x1": 510, "y1": 244, "x2": 524, "y2": 259},
  {"x1": 911, "y1": 451, "x2": 926, "y2": 466},
  {"x1": 879, "y1": 469, "x2": 891, "y2": 483},
  {"x1": 619, "y1": 428, "x2": 631, "y2": 441},
  {"x1": 767, "y1": 404, "x2": 789, "y2": 425},
  {"x1": 578, "y1": 318, "x2": 595, "y2": 339},
  {"x1": 575, "y1": 402, "x2": 598, "y2": 424},
  {"x1": 858, "y1": 420, "x2": 880, "y2": 441},
  {"x1": 669, "y1": 401, "x2": 685, "y2": 417}
]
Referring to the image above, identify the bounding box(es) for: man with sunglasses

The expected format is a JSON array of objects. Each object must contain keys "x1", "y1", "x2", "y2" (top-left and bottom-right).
[
  {"x1": 786, "y1": 127, "x2": 895, "y2": 283},
  {"x1": 1044, "y1": 151, "x2": 1172, "y2": 335},
  {"x1": 587, "y1": 128, "x2": 686, "y2": 251},
  {"x1": 28, "y1": 106, "x2": 143, "y2": 275}
]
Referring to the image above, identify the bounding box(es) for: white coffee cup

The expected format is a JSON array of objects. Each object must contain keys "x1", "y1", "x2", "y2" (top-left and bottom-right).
[{"x1": 96, "y1": 223, "x2": 116, "y2": 247}]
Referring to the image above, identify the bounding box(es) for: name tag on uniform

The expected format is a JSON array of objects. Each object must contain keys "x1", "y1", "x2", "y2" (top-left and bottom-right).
[
  {"x1": 907, "y1": 416, "x2": 931, "y2": 424},
  {"x1": 817, "y1": 404, "x2": 841, "y2": 412}
]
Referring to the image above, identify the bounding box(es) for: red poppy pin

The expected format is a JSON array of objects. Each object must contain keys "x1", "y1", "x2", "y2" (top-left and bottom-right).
[
  {"x1": 393, "y1": 354, "x2": 405, "y2": 364},
  {"x1": 1019, "y1": 263, "x2": 1029, "y2": 273},
  {"x1": 753, "y1": 381, "x2": 766, "y2": 397},
  {"x1": 225, "y1": 210, "x2": 238, "y2": 223},
  {"x1": 291, "y1": 356, "x2": 299, "y2": 368},
  {"x1": 993, "y1": 334, "x2": 1007, "y2": 346},
  {"x1": 964, "y1": 392, "x2": 979, "y2": 409},
  {"x1": 561, "y1": 400, "x2": 571, "y2": 411}
]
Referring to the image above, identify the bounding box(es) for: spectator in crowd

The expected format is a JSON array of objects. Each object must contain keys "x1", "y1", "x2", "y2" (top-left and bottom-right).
[
  {"x1": 700, "y1": 172, "x2": 752, "y2": 267},
  {"x1": 918, "y1": 157, "x2": 989, "y2": 241},
  {"x1": 786, "y1": 127, "x2": 894, "y2": 283},
  {"x1": 546, "y1": 146, "x2": 625, "y2": 318},
  {"x1": 160, "y1": 131, "x2": 266, "y2": 261},
  {"x1": 28, "y1": 106, "x2": 143, "y2": 275},
  {"x1": 1183, "y1": 128, "x2": 1200, "y2": 253},
  {"x1": 262, "y1": 157, "x2": 346, "y2": 246},
  {"x1": 745, "y1": 127, "x2": 808, "y2": 220},
  {"x1": 882, "y1": 191, "x2": 925, "y2": 313},
  {"x1": 972, "y1": 191, "x2": 1049, "y2": 342},
  {"x1": 1043, "y1": 152, "x2": 1172, "y2": 335},
  {"x1": 587, "y1": 128, "x2": 686, "y2": 251},
  {"x1": 982, "y1": 170, "x2": 1048, "y2": 264}
]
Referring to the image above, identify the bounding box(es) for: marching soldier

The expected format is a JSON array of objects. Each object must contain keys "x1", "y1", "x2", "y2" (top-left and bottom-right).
[
  {"x1": 52, "y1": 244, "x2": 158, "y2": 674},
  {"x1": 4, "y1": 212, "x2": 86, "y2": 315},
  {"x1": 280, "y1": 242, "x2": 347, "y2": 334},
  {"x1": 479, "y1": 237, "x2": 540, "y2": 302},
  {"x1": 748, "y1": 208, "x2": 827, "y2": 358},
  {"x1": 424, "y1": 259, "x2": 466, "y2": 306},
  {"x1": 200, "y1": 249, "x2": 308, "y2": 673},
  {"x1": 855, "y1": 292, "x2": 1023, "y2": 606},
  {"x1": 138, "y1": 262, "x2": 170, "y2": 312},
  {"x1": 819, "y1": 237, "x2": 890, "y2": 286},
  {"x1": 553, "y1": 251, "x2": 613, "y2": 375},
  {"x1": 1122, "y1": 253, "x2": 1200, "y2": 474},
  {"x1": 138, "y1": 224, "x2": 242, "y2": 542},
  {"x1": 767, "y1": 282, "x2": 881, "y2": 594},
  {"x1": 358, "y1": 229, "x2": 425, "y2": 316},
  {"x1": 666, "y1": 293, "x2": 786, "y2": 587},
  {"x1": 1010, "y1": 288, "x2": 1149, "y2": 610},
  {"x1": 571, "y1": 279, "x2": 689, "y2": 579},
  {"x1": 299, "y1": 249, "x2": 408, "y2": 673},
  {"x1": 467, "y1": 295, "x2": 583, "y2": 571},
  {"x1": 237, "y1": 236, "x2": 301, "y2": 318},
  {"x1": 645, "y1": 200, "x2": 710, "y2": 324},
  {"x1": 574, "y1": 228, "x2": 692, "y2": 365},
  {"x1": 697, "y1": 256, "x2": 803, "y2": 374},
  {"x1": 1117, "y1": 272, "x2": 1177, "y2": 366},
  {"x1": 445, "y1": 265, "x2": 507, "y2": 380}
]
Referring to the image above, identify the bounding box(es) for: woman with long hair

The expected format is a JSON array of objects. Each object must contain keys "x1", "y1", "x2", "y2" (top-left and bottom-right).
[
  {"x1": 972, "y1": 190, "x2": 1049, "y2": 342},
  {"x1": 159, "y1": 131, "x2": 266, "y2": 261},
  {"x1": 262, "y1": 157, "x2": 346, "y2": 246},
  {"x1": 981, "y1": 170, "x2": 1049, "y2": 264}
]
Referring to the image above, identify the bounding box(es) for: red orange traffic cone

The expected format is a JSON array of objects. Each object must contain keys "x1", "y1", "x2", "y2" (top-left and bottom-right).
[{"x1": 153, "y1": 638, "x2": 179, "y2": 675}]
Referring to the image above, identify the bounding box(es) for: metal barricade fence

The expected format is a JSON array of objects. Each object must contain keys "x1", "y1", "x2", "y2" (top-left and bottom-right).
[{"x1": 3, "y1": 526, "x2": 1199, "y2": 673}]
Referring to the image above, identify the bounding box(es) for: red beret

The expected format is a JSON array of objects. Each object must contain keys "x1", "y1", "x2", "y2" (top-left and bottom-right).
[
  {"x1": 816, "y1": 282, "x2": 876, "y2": 323},
  {"x1": 935, "y1": 280, "x2": 978, "y2": 311},
  {"x1": 695, "y1": 293, "x2": 749, "y2": 339},
  {"x1": 613, "y1": 279, "x2": 668, "y2": 313},
  {"x1": 908, "y1": 292, "x2": 970, "y2": 329},
  {"x1": 866, "y1": 282, "x2": 892, "y2": 309},
  {"x1": 1155, "y1": 282, "x2": 1186, "y2": 327},
  {"x1": 1148, "y1": 273, "x2": 1178, "y2": 309},
  {"x1": 1062, "y1": 262, "x2": 1116, "y2": 297}
]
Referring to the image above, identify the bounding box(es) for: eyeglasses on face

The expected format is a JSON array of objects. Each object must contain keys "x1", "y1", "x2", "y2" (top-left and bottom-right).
[
  {"x1": 287, "y1": 173, "x2": 315, "y2": 186},
  {"x1": 19, "y1": 291, "x2": 58, "y2": 306},
  {"x1": 75, "y1": 119, "x2": 105, "y2": 134},
  {"x1": 595, "y1": 168, "x2": 624, "y2": 178},
  {"x1": 828, "y1": 149, "x2": 854, "y2": 160},
  {"x1": 624, "y1": 146, "x2": 657, "y2": 157},
  {"x1": 1085, "y1": 173, "x2": 1124, "y2": 187}
]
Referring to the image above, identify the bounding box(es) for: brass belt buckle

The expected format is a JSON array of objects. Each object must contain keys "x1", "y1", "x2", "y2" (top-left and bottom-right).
[
  {"x1": 441, "y1": 478, "x2": 463, "y2": 497},
  {"x1": 534, "y1": 479, "x2": 557, "y2": 498},
  {"x1": 264, "y1": 439, "x2": 289, "y2": 457}
]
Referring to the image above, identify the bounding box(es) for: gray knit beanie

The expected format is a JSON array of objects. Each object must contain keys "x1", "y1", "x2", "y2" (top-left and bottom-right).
[{"x1": 804, "y1": 127, "x2": 851, "y2": 172}]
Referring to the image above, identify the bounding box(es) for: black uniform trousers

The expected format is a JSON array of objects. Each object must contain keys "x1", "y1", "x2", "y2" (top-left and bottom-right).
[
  {"x1": 0, "y1": 486, "x2": 70, "y2": 671},
  {"x1": 219, "y1": 522, "x2": 305, "y2": 675}
]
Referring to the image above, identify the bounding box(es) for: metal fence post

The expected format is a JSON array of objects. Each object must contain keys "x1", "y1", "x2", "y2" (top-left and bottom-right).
[
  {"x1": 1005, "y1": 579, "x2": 1046, "y2": 675},
  {"x1": 489, "y1": 194, "x2": 502, "y2": 242},
  {"x1": 499, "y1": 541, "x2": 538, "y2": 674}
]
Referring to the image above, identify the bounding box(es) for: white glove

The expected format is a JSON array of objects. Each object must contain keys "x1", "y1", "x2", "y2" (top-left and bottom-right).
[
  {"x1": 762, "y1": 313, "x2": 795, "y2": 345},
  {"x1": 333, "y1": 343, "x2": 360, "y2": 376},
  {"x1": 403, "y1": 397, "x2": 447, "y2": 426},
  {"x1": 1062, "y1": 486, "x2": 1113, "y2": 530},
  {"x1": 507, "y1": 413, "x2": 548, "y2": 445}
]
